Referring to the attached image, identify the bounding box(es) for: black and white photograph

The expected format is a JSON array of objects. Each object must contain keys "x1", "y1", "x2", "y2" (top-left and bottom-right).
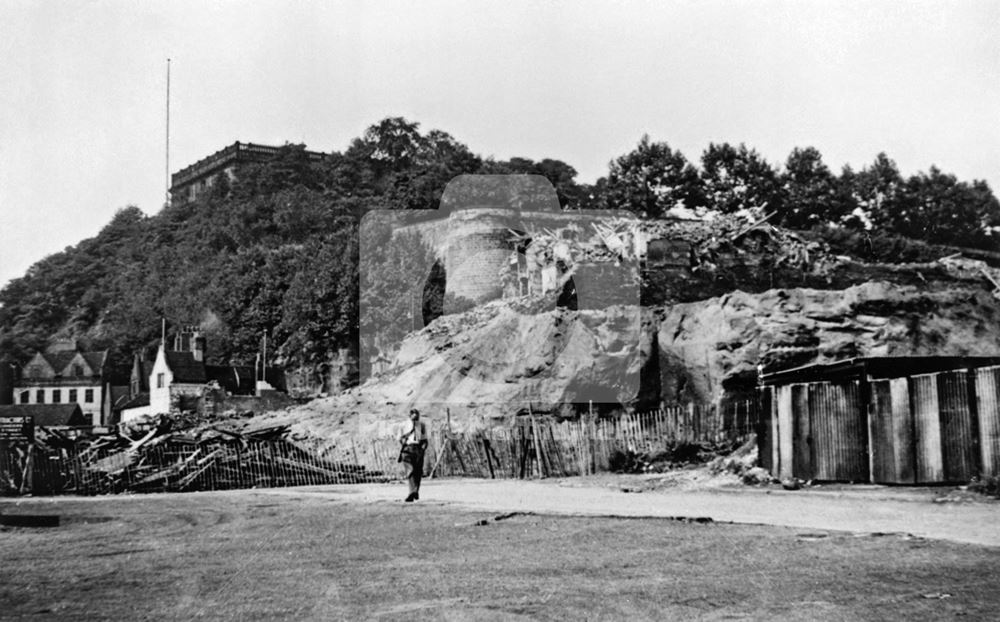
[{"x1": 1, "y1": 1, "x2": 999, "y2": 619}]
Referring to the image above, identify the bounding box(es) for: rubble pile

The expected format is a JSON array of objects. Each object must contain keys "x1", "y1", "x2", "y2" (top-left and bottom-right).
[
  {"x1": 4, "y1": 413, "x2": 386, "y2": 496},
  {"x1": 497, "y1": 209, "x2": 843, "y2": 305}
]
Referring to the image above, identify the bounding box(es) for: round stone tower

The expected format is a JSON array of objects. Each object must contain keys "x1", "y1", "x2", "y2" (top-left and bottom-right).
[{"x1": 444, "y1": 207, "x2": 523, "y2": 309}]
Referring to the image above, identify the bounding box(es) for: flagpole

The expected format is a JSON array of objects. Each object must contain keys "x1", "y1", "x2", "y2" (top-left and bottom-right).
[{"x1": 165, "y1": 58, "x2": 171, "y2": 206}]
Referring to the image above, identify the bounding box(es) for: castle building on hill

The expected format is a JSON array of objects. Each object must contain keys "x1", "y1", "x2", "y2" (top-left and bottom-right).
[{"x1": 170, "y1": 141, "x2": 326, "y2": 204}]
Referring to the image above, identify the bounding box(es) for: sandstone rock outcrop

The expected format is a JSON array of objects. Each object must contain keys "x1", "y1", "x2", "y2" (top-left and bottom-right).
[{"x1": 287, "y1": 280, "x2": 1000, "y2": 439}]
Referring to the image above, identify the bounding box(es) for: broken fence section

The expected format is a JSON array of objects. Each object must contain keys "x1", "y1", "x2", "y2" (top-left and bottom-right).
[{"x1": 1, "y1": 431, "x2": 391, "y2": 496}]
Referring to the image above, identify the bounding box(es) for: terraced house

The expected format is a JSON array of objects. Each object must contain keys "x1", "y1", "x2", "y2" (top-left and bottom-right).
[{"x1": 14, "y1": 340, "x2": 110, "y2": 426}]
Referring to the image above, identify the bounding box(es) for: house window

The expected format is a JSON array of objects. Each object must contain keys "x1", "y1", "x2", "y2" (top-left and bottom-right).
[
  {"x1": 19, "y1": 391, "x2": 29, "y2": 404},
  {"x1": 53, "y1": 389, "x2": 61, "y2": 403},
  {"x1": 157, "y1": 373, "x2": 165, "y2": 388},
  {"x1": 72, "y1": 364, "x2": 84, "y2": 377},
  {"x1": 84, "y1": 389, "x2": 94, "y2": 403},
  {"x1": 69, "y1": 389, "x2": 77, "y2": 402},
  {"x1": 36, "y1": 389, "x2": 45, "y2": 403}
]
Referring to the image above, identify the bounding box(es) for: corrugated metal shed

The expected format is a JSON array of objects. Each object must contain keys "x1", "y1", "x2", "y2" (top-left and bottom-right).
[{"x1": 760, "y1": 356, "x2": 1000, "y2": 485}]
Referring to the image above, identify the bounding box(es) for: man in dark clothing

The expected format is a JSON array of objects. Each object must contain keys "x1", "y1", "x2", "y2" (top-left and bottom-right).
[{"x1": 399, "y1": 408, "x2": 428, "y2": 502}]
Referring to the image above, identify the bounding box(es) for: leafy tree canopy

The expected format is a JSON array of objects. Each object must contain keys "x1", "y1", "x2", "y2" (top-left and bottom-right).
[{"x1": 1, "y1": 118, "x2": 997, "y2": 389}]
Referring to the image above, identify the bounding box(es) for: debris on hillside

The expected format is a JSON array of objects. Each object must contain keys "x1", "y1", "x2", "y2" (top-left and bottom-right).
[
  {"x1": 498, "y1": 209, "x2": 843, "y2": 303},
  {"x1": 939, "y1": 253, "x2": 1000, "y2": 300}
]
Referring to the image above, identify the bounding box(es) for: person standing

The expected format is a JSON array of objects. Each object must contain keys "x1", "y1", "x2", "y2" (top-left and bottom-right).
[{"x1": 399, "y1": 408, "x2": 428, "y2": 502}]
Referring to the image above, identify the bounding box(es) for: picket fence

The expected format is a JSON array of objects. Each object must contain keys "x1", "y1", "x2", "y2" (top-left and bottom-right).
[{"x1": 1, "y1": 401, "x2": 758, "y2": 496}]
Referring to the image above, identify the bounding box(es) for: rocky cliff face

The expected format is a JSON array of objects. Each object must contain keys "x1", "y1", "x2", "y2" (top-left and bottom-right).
[
  {"x1": 287, "y1": 280, "x2": 1000, "y2": 439},
  {"x1": 657, "y1": 281, "x2": 1000, "y2": 404}
]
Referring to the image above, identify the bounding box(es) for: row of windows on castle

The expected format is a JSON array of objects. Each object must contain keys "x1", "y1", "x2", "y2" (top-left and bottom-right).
[{"x1": 19, "y1": 388, "x2": 95, "y2": 405}]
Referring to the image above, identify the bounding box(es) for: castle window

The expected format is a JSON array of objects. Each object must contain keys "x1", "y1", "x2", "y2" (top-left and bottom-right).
[
  {"x1": 36, "y1": 390, "x2": 45, "y2": 403},
  {"x1": 84, "y1": 389, "x2": 93, "y2": 403}
]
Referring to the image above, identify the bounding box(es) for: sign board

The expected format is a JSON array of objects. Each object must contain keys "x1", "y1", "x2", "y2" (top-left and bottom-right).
[{"x1": 0, "y1": 417, "x2": 34, "y2": 443}]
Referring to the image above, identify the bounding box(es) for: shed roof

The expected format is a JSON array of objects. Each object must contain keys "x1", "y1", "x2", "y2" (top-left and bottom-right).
[
  {"x1": 760, "y1": 356, "x2": 1000, "y2": 386},
  {"x1": 108, "y1": 385, "x2": 131, "y2": 410},
  {"x1": 119, "y1": 392, "x2": 150, "y2": 411},
  {"x1": 164, "y1": 351, "x2": 207, "y2": 383},
  {"x1": 0, "y1": 404, "x2": 87, "y2": 427},
  {"x1": 206, "y1": 365, "x2": 255, "y2": 395}
]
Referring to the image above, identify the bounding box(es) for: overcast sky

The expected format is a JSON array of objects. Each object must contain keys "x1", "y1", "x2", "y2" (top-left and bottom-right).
[{"x1": 1, "y1": 0, "x2": 997, "y2": 288}]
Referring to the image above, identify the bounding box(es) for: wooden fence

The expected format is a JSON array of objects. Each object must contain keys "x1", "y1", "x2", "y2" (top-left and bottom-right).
[
  {"x1": 1, "y1": 401, "x2": 758, "y2": 496},
  {"x1": 425, "y1": 401, "x2": 759, "y2": 479}
]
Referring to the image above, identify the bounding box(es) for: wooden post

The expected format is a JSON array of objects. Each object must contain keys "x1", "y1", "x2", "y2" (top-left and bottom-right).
[
  {"x1": 529, "y1": 405, "x2": 545, "y2": 478},
  {"x1": 350, "y1": 438, "x2": 360, "y2": 471},
  {"x1": 483, "y1": 437, "x2": 495, "y2": 479},
  {"x1": 19, "y1": 445, "x2": 34, "y2": 495}
]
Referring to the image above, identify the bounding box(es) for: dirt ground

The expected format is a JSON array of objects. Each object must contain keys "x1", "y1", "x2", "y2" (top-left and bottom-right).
[{"x1": 2, "y1": 479, "x2": 1000, "y2": 621}]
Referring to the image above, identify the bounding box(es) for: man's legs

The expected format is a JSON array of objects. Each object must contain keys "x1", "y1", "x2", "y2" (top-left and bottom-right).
[
  {"x1": 403, "y1": 448, "x2": 423, "y2": 501},
  {"x1": 411, "y1": 451, "x2": 423, "y2": 499}
]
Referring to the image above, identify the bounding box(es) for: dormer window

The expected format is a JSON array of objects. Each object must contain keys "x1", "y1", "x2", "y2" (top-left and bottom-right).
[{"x1": 72, "y1": 364, "x2": 84, "y2": 377}]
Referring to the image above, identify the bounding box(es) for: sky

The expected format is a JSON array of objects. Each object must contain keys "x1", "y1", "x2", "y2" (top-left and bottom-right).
[{"x1": 1, "y1": 0, "x2": 998, "y2": 288}]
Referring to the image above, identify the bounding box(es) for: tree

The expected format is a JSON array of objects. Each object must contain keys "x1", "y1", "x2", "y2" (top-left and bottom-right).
[
  {"x1": 481, "y1": 156, "x2": 582, "y2": 208},
  {"x1": 349, "y1": 119, "x2": 483, "y2": 209},
  {"x1": 278, "y1": 227, "x2": 359, "y2": 376},
  {"x1": 893, "y1": 168, "x2": 1000, "y2": 248},
  {"x1": 700, "y1": 143, "x2": 781, "y2": 215},
  {"x1": 604, "y1": 135, "x2": 704, "y2": 218},
  {"x1": 779, "y1": 147, "x2": 850, "y2": 228},
  {"x1": 849, "y1": 152, "x2": 904, "y2": 232},
  {"x1": 349, "y1": 117, "x2": 426, "y2": 173}
]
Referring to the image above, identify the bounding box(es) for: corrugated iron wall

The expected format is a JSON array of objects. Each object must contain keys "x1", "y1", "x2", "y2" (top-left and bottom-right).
[
  {"x1": 910, "y1": 373, "x2": 944, "y2": 483},
  {"x1": 776, "y1": 384, "x2": 794, "y2": 480},
  {"x1": 869, "y1": 378, "x2": 915, "y2": 484},
  {"x1": 808, "y1": 381, "x2": 867, "y2": 482},
  {"x1": 758, "y1": 386, "x2": 775, "y2": 474},
  {"x1": 869, "y1": 370, "x2": 982, "y2": 484},
  {"x1": 792, "y1": 384, "x2": 811, "y2": 479},
  {"x1": 766, "y1": 381, "x2": 867, "y2": 482},
  {"x1": 975, "y1": 366, "x2": 1000, "y2": 477},
  {"x1": 937, "y1": 371, "x2": 977, "y2": 482}
]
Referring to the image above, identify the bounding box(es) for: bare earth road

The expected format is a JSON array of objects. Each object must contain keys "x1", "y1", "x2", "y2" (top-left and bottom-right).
[
  {"x1": 3, "y1": 478, "x2": 1000, "y2": 620},
  {"x1": 270, "y1": 477, "x2": 1000, "y2": 547}
]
